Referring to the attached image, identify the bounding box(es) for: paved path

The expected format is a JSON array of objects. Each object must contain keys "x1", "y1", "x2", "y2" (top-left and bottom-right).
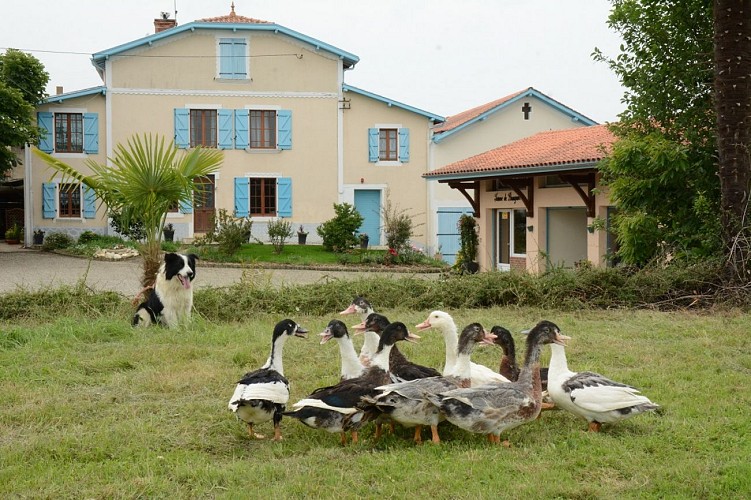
[{"x1": 0, "y1": 244, "x2": 438, "y2": 297}]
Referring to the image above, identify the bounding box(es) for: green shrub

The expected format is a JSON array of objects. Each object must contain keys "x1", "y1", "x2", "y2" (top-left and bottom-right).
[
  {"x1": 108, "y1": 209, "x2": 145, "y2": 240},
  {"x1": 267, "y1": 218, "x2": 294, "y2": 254},
  {"x1": 42, "y1": 232, "x2": 74, "y2": 251},
  {"x1": 316, "y1": 202, "x2": 364, "y2": 252},
  {"x1": 205, "y1": 209, "x2": 252, "y2": 255},
  {"x1": 455, "y1": 214, "x2": 479, "y2": 272},
  {"x1": 77, "y1": 231, "x2": 99, "y2": 244}
]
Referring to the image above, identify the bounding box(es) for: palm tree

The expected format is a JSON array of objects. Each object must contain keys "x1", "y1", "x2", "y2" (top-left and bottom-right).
[{"x1": 35, "y1": 133, "x2": 223, "y2": 287}]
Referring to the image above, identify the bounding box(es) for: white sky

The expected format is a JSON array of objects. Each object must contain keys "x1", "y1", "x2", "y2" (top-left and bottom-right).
[{"x1": 1, "y1": 0, "x2": 625, "y2": 123}]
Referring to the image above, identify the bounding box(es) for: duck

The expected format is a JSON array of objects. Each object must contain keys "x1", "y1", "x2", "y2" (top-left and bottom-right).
[
  {"x1": 228, "y1": 319, "x2": 308, "y2": 441},
  {"x1": 547, "y1": 337, "x2": 661, "y2": 432},
  {"x1": 426, "y1": 320, "x2": 567, "y2": 445},
  {"x1": 492, "y1": 325, "x2": 520, "y2": 382},
  {"x1": 364, "y1": 313, "x2": 441, "y2": 381},
  {"x1": 416, "y1": 310, "x2": 511, "y2": 386},
  {"x1": 339, "y1": 296, "x2": 380, "y2": 367},
  {"x1": 361, "y1": 322, "x2": 496, "y2": 444},
  {"x1": 319, "y1": 319, "x2": 364, "y2": 380},
  {"x1": 284, "y1": 322, "x2": 419, "y2": 445}
]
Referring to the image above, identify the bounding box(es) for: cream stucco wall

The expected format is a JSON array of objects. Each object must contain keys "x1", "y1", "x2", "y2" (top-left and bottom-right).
[
  {"x1": 341, "y1": 91, "x2": 434, "y2": 247},
  {"x1": 475, "y1": 176, "x2": 612, "y2": 274}
]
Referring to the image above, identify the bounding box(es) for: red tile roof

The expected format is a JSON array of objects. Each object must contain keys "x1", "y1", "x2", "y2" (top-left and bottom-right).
[
  {"x1": 426, "y1": 124, "x2": 615, "y2": 178},
  {"x1": 433, "y1": 89, "x2": 528, "y2": 134},
  {"x1": 200, "y1": 3, "x2": 271, "y2": 24}
]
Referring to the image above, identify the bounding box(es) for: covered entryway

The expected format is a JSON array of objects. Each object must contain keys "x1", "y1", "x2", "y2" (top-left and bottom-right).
[
  {"x1": 546, "y1": 207, "x2": 587, "y2": 269},
  {"x1": 437, "y1": 206, "x2": 473, "y2": 265},
  {"x1": 354, "y1": 189, "x2": 381, "y2": 245},
  {"x1": 193, "y1": 175, "x2": 215, "y2": 233}
]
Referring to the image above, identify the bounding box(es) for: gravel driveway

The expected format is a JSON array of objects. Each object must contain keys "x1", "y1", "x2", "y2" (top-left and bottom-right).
[{"x1": 0, "y1": 247, "x2": 438, "y2": 298}]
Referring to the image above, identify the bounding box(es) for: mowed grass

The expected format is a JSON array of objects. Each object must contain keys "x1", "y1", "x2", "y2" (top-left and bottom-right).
[{"x1": 1, "y1": 307, "x2": 749, "y2": 498}]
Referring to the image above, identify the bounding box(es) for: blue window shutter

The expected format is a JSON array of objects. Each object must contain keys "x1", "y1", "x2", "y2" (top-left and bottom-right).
[
  {"x1": 83, "y1": 113, "x2": 99, "y2": 154},
  {"x1": 368, "y1": 128, "x2": 379, "y2": 162},
  {"x1": 219, "y1": 38, "x2": 247, "y2": 79},
  {"x1": 219, "y1": 39, "x2": 233, "y2": 78},
  {"x1": 218, "y1": 109, "x2": 234, "y2": 149},
  {"x1": 83, "y1": 185, "x2": 96, "y2": 218},
  {"x1": 174, "y1": 108, "x2": 189, "y2": 148},
  {"x1": 37, "y1": 112, "x2": 53, "y2": 153},
  {"x1": 235, "y1": 109, "x2": 249, "y2": 149},
  {"x1": 277, "y1": 177, "x2": 292, "y2": 217},
  {"x1": 234, "y1": 177, "x2": 250, "y2": 217},
  {"x1": 179, "y1": 197, "x2": 193, "y2": 214},
  {"x1": 277, "y1": 110, "x2": 292, "y2": 150},
  {"x1": 398, "y1": 128, "x2": 410, "y2": 162},
  {"x1": 233, "y1": 39, "x2": 247, "y2": 78},
  {"x1": 42, "y1": 182, "x2": 57, "y2": 218}
]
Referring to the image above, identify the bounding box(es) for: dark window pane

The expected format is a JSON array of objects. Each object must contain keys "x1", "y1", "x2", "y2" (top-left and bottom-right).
[{"x1": 513, "y1": 209, "x2": 526, "y2": 254}]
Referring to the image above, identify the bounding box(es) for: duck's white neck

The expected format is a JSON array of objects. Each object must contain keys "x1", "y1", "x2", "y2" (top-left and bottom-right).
[
  {"x1": 337, "y1": 336, "x2": 364, "y2": 379},
  {"x1": 263, "y1": 335, "x2": 287, "y2": 375},
  {"x1": 370, "y1": 343, "x2": 394, "y2": 372},
  {"x1": 439, "y1": 323, "x2": 459, "y2": 375},
  {"x1": 548, "y1": 343, "x2": 570, "y2": 375},
  {"x1": 445, "y1": 348, "x2": 472, "y2": 382},
  {"x1": 359, "y1": 331, "x2": 381, "y2": 358}
]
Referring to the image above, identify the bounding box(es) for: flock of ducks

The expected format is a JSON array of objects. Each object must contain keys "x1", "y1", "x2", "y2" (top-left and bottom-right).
[{"x1": 228, "y1": 297, "x2": 660, "y2": 445}]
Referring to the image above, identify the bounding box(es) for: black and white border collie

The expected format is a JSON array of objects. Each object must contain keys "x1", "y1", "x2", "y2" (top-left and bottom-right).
[{"x1": 132, "y1": 252, "x2": 198, "y2": 328}]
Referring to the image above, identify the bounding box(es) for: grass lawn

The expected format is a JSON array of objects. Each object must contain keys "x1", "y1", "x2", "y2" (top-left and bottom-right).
[{"x1": 1, "y1": 304, "x2": 749, "y2": 498}]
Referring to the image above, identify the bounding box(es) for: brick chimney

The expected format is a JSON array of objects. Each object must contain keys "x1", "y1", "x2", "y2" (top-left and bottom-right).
[
  {"x1": 56, "y1": 86, "x2": 64, "y2": 95},
  {"x1": 154, "y1": 12, "x2": 177, "y2": 33}
]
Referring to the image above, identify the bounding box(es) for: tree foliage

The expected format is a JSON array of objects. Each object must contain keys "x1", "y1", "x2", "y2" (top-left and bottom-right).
[
  {"x1": 0, "y1": 49, "x2": 49, "y2": 176},
  {"x1": 35, "y1": 134, "x2": 223, "y2": 287},
  {"x1": 594, "y1": 0, "x2": 720, "y2": 265}
]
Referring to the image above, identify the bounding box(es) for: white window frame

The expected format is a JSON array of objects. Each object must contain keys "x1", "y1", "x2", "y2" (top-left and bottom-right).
[
  {"x1": 51, "y1": 107, "x2": 87, "y2": 159},
  {"x1": 215, "y1": 36, "x2": 250, "y2": 81},
  {"x1": 52, "y1": 179, "x2": 85, "y2": 222},
  {"x1": 374, "y1": 123, "x2": 403, "y2": 166}
]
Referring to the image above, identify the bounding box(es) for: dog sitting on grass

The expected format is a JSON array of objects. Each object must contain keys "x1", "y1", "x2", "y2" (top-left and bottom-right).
[{"x1": 132, "y1": 253, "x2": 198, "y2": 328}]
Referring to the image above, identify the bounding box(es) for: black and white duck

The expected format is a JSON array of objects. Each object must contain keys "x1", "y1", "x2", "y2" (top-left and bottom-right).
[
  {"x1": 547, "y1": 336, "x2": 661, "y2": 432},
  {"x1": 319, "y1": 319, "x2": 364, "y2": 380},
  {"x1": 416, "y1": 310, "x2": 510, "y2": 386},
  {"x1": 427, "y1": 320, "x2": 567, "y2": 445},
  {"x1": 364, "y1": 313, "x2": 441, "y2": 382},
  {"x1": 284, "y1": 322, "x2": 419, "y2": 445},
  {"x1": 339, "y1": 296, "x2": 380, "y2": 367},
  {"x1": 493, "y1": 325, "x2": 520, "y2": 382},
  {"x1": 228, "y1": 319, "x2": 308, "y2": 441},
  {"x1": 362, "y1": 322, "x2": 496, "y2": 444}
]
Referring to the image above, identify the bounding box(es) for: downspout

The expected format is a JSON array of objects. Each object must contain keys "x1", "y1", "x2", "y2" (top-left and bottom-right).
[
  {"x1": 337, "y1": 65, "x2": 345, "y2": 199},
  {"x1": 23, "y1": 144, "x2": 32, "y2": 246},
  {"x1": 426, "y1": 123, "x2": 435, "y2": 254},
  {"x1": 105, "y1": 58, "x2": 113, "y2": 235}
]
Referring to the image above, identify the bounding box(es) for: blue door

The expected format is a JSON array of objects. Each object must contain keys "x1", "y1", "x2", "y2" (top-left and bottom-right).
[
  {"x1": 354, "y1": 190, "x2": 381, "y2": 246},
  {"x1": 437, "y1": 207, "x2": 474, "y2": 265}
]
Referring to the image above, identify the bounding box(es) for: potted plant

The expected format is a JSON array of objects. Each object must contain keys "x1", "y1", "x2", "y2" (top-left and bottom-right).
[
  {"x1": 33, "y1": 229, "x2": 45, "y2": 245},
  {"x1": 4, "y1": 223, "x2": 22, "y2": 244},
  {"x1": 358, "y1": 232, "x2": 369, "y2": 249},
  {"x1": 297, "y1": 224, "x2": 308, "y2": 245},
  {"x1": 163, "y1": 223, "x2": 175, "y2": 242}
]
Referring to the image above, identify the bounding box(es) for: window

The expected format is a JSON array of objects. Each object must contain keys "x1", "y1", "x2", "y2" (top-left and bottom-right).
[
  {"x1": 379, "y1": 129, "x2": 398, "y2": 161},
  {"x1": 54, "y1": 113, "x2": 83, "y2": 153},
  {"x1": 59, "y1": 183, "x2": 81, "y2": 218},
  {"x1": 190, "y1": 109, "x2": 217, "y2": 148},
  {"x1": 368, "y1": 127, "x2": 409, "y2": 163},
  {"x1": 512, "y1": 209, "x2": 527, "y2": 255},
  {"x1": 249, "y1": 178, "x2": 277, "y2": 216},
  {"x1": 250, "y1": 110, "x2": 277, "y2": 149},
  {"x1": 219, "y1": 38, "x2": 248, "y2": 79}
]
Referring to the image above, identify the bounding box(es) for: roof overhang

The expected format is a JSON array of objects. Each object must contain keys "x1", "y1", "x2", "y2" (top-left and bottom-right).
[
  {"x1": 343, "y1": 84, "x2": 444, "y2": 122},
  {"x1": 425, "y1": 161, "x2": 599, "y2": 182},
  {"x1": 42, "y1": 86, "x2": 106, "y2": 104}
]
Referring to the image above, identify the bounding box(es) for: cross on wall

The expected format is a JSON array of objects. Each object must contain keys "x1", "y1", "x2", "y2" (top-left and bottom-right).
[{"x1": 522, "y1": 102, "x2": 532, "y2": 119}]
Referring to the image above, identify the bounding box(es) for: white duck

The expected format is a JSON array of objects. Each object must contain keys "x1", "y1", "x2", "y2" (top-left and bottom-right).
[
  {"x1": 547, "y1": 338, "x2": 661, "y2": 432},
  {"x1": 228, "y1": 319, "x2": 308, "y2": 441},
  {"x1": 319, "y1": 319, "x2": 364, "y2": 380},
  {"x1": 427, "y1": 320, "x2": 567, "y2": 445},
  {"x1": 362, "y1": 322, "x2": 496, "y2": 444},
  {"x1": 416, "y1": 310, "x2": 510, "y2": 386},
  {"x1": 340, "y1": 296, "x2": 380, "y2": 367}
]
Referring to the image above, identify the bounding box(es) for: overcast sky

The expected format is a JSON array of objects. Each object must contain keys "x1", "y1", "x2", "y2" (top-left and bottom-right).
[{"x1": 1, "y1": 0, "x2": 625, "y2": 122}]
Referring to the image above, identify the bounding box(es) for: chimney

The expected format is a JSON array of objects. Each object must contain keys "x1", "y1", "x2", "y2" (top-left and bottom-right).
[
  {"x1": 154, "y1": 12, "x2": 177, "y2": 33},
  {"x1": 56, "y1": 86, "x2": 64, "y2": 95}
]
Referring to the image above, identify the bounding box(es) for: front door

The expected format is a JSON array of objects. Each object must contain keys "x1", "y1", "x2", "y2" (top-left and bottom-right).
[
  {"x1": 194, "y1": 175, "x2": 215, "y2": 233},
  {"x1": 497, "y1": 210, "x2": 511, "y2": 271},
  {"x1": 354, "y1": 189, "x2": 381, "y2": 245}
]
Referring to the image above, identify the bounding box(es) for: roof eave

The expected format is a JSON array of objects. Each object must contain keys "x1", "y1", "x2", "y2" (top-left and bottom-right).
[
  {"x1": 92, "y1": 21, "x2": 360, "y2": 71},
  {"x1": 42, "y1": 86, "x2": 107, "y2": 104},
  {"x1": 424, "y1": 161, "x2": 600, "y2": 181},
  {"x1": 343, "y1": 84, "x2": 444, "y2": 122}
]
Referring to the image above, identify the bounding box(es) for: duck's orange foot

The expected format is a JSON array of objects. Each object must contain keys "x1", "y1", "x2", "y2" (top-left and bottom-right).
[{"x1": 587, "y1": 421, "x2": 602, "y2": 432}]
